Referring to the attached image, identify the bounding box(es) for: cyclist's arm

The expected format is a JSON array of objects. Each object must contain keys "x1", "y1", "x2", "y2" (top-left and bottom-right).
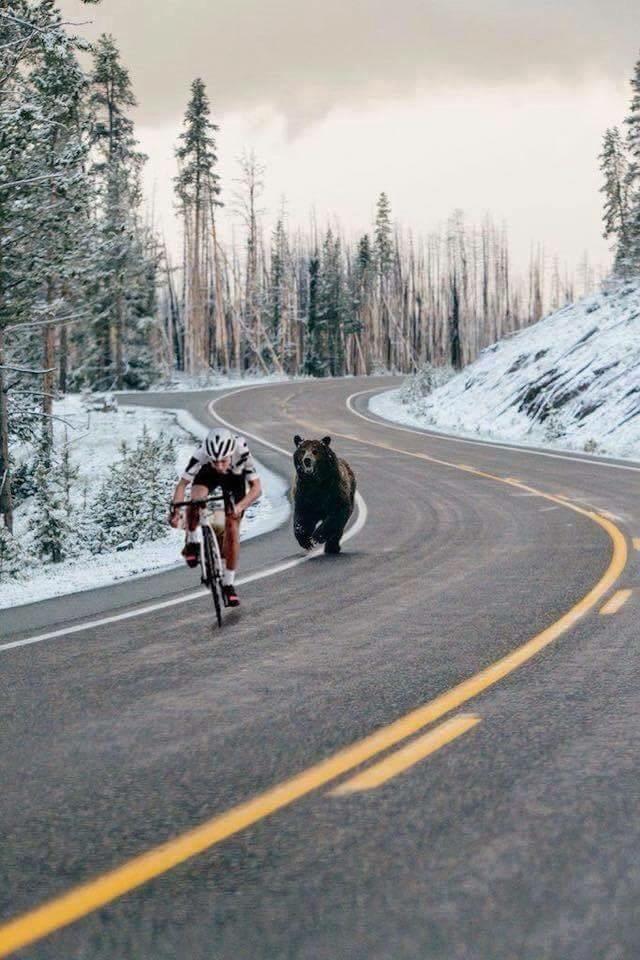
[
  {"x1": 169, "y1": 451, "x2": 203, "y2": 522},
  {"x1": 172, "y1": 477, "x2": 189, "y2": 505},
  {"x1": 233, "y1": 476, "x2": 262, "y2": 517}
]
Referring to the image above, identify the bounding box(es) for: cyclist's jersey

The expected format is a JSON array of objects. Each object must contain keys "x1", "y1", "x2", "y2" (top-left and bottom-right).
[{"x1": 181, "y1": 436, "x2": 258, "y2": 484}]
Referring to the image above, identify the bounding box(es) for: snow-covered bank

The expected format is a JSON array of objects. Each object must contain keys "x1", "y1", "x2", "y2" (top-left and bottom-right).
[
  {"x1": 370, "y1": 281, "x2": 640, "y2": 462},
  {"x1": 1, "y1": 396, "x2": 289, "y2": 611}
]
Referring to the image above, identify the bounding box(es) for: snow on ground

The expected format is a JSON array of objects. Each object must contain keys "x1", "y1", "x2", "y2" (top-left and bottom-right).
[
  {"x1": 2, "y1": 396, "x2": 290, "y2": 610},
  {"x1": 370, "y1": 280, "x2": 640, "y2": 462}
]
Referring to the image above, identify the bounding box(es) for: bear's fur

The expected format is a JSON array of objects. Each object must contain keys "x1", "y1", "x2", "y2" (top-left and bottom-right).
[{"x1": 292, "y1": 435, "x2": 356, "y2": 554}]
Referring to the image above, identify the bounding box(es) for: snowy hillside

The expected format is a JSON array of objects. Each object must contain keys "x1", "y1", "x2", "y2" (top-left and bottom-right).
[{"x1": 371, "y1": 281, "x2": 640, "y2": 461}]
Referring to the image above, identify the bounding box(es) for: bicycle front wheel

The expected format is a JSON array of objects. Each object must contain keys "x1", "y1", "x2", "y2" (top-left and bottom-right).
[{"x1": 202, "y1": 526, "x2": 223, "y2": 628}]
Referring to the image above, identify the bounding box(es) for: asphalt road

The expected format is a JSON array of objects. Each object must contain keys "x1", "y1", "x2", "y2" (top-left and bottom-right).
[{"x1": 1, "y1": 376, "x2": 639, "y2": 960}]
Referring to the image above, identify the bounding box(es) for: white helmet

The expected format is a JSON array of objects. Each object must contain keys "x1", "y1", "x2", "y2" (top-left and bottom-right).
[{"x1": 204, "y1": 427, "x2": 236, "y2": 461}]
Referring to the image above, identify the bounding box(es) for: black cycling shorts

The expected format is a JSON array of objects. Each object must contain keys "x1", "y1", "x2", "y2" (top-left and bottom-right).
[{"x1": 192, "y1": 464, "x2": 247, "y2": 506}]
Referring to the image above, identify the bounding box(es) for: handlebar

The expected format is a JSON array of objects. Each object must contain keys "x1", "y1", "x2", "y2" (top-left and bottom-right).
[{"x1": 172, "y1": 495, "x2": 227, "y2": 509}]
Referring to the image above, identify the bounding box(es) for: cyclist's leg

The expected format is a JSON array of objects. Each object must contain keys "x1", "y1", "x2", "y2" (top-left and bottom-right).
[
  {"x1": 186, "y1": 483, "x2": 209, "y2": 533},
  {"x1": 223, "y1": 511, "x2": 241, "y2": 576},
  {"x1": 181, "y1": 481, "x2": 209, "y2": 567},
  {"x1": 220, "y1": 479, "x2": 245, "y2": 605},
  {"x1": 220, "y1": 513, "x2": 241, "y2": 605}
]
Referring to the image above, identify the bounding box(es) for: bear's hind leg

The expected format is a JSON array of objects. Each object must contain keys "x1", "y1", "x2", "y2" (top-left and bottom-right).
[{"x1": 321, "y1": 513, "x2": 349, "y2": 554}]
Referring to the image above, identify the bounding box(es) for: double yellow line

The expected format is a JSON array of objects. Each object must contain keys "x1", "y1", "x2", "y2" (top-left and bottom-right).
[{"x1": 0, "y1": 408, "x2": 629, "y2": 958}]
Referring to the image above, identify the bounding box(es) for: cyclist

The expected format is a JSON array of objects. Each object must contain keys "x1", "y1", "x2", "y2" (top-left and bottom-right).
[{"x1": 169, "y1": 427, "x2": 262, "y2": 607}]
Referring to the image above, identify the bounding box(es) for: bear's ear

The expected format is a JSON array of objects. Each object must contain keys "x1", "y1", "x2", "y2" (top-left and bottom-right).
[
  {"x1": 294, "y1": 435, "x2": 303, "y2": 447},
  {"x1": 321, "y1": 435, "x2": 331, "y2": 446}
]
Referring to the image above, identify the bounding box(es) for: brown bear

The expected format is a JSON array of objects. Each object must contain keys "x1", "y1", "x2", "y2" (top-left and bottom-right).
[{"x1": 292, "y1": 435, "x2": 356, "y2": 554}]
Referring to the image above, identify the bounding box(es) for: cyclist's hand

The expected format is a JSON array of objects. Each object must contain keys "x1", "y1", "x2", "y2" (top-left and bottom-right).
[
  {"x1": 169, "y1": 505, "x2": 181, "y2": 528},
  {"x1": 231, "y1": 502, "x2": 244, "y2": 519}
]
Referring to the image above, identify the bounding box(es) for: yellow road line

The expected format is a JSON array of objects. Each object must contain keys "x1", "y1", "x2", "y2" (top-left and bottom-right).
[
  {"x1": 633, "y1": 538, "x2": 640, "y2": 551},
  {"x1": 599, "y1": 589, "x2": 632, "y2": 615},
  {"x1": 0, "y1": 407, "x2": 629, "y2": 959},
  {"x1": 331, "y1": 715, "x2": 481, "y2": 795}
]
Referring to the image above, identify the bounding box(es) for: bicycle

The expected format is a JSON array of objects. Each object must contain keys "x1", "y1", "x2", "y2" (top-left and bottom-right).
[{"x1": 173, "y1": 492, "x2": 231, "y2": 627}]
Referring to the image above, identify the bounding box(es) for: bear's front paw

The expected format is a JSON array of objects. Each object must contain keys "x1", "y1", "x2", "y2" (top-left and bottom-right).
[{"x1": 294, "y1": 527, "x2": 314, "y2": 550}]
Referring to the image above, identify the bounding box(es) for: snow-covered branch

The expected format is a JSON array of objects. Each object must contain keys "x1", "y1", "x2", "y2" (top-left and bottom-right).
[
  {"x1": 0, "y1": 171, "x2": 75, "y2": 191},
  {"x1": 0, "y1": 365, "x2": 56, "y2": 375},
  {"x1": 10, "y1": 410, "x2": 77, "y2": 429},
  {"x1": 0, "y1": 11, "x2": 85, "y2": 34},
  {"x1": 9, "y1": 390, "x2": 59, "y2": 400},
  {"x1": 4, "y1": 313, "x2": 89, "y2": 335}
]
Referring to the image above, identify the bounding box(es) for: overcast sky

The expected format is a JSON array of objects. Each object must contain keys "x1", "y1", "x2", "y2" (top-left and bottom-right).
[{"x1": 61, "y1": 0, "x2": 640, "y2": 275}]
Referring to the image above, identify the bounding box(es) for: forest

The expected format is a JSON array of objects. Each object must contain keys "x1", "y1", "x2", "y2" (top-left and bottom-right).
[{"x1": 3, "y1": 1, "x2": 638, "y2": 569}]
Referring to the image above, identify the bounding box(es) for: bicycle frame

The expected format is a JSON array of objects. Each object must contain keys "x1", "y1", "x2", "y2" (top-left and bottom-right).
[{"x1": 173, "y1": 493, "x2": 231, "y2": 627}]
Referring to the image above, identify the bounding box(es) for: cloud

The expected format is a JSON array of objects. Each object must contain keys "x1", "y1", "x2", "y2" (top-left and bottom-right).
[{"x1": 61, "y1": 0, "x2": 639, "y2": 129}]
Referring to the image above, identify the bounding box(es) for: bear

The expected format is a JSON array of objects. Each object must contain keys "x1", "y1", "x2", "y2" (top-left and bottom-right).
[{"x1": 292, "y1": 434, "x2": 356, "y2": 555}]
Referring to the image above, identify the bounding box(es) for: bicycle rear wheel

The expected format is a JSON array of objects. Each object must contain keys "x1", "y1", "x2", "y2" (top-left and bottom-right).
[{"x1": 202, "y1": 526, "x2": 223, "y2": 628}]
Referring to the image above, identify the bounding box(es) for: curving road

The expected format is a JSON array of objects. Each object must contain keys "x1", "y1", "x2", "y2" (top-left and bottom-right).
[{"x1": 1, "y1": 377, "x2": 639, "y2": 960}]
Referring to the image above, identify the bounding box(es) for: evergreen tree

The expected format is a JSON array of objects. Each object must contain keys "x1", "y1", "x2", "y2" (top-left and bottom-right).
[
  {"x1": 86, "y1": 34, "x2": 157, "y2": 390},
  {"x1": 317, "y1": 229, "x2": 348, "y2": 376},
  {"x1": 174, "y1": 78, "x2": 222, "y2": 372},
  {"x1": 136, "y1": 429, "x2": 176, "y2": 541},
  {"x1": 92, "y1": 428, "x2": 176, "y2": 550},
  {"x1": 600, "y1": 128, "x2": 631, "y2": 275},
  {"x1": 28, "y1": 445, "x2": 71, "y2": 564},
  {"x1": 303, "y1": 254, "x2": 323, "y2": 375},
  {"x1": 59, "y1": 432, "x2": 79, "y2": 512},
  {"x1": 0, "y1": 523, "x2": 20, "y2": 582},
  {"x1": 352, "y1": 234, "x2": 373, "y2": 329},
  {"x1": 624, "y1": 54, "x2": 640, "y2": 273},
  {"x1": 358, "y1": 233, "x2": 373, "y2": 272},
  {"x1": 374, "y1": 193, "x2": 393, "y2": 278}
]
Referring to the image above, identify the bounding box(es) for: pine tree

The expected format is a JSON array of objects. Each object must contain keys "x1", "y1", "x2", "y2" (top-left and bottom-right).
[
  {"x1": 59, "y1": 432, "x2": 79, "y2": 512},
  {"x1": 600, "y1": 128, "x2": 632, "y2": 275},
  {"x1": 317, "y1": 229, "x2": 348, "y2": 376},
  {"x1": 136, "y1": 429, "x2": 176, "y2": 542},
  {"x1": 0, "y1": 522, "x2": 20, "y2": 582},
  {"x1": 88, "y1": 34, "x2": 157, "y2": 390},
  {"x1": 358, "y1": 234, "x2": 373, "y2": 272},
  {"x1": 624, "y1": 55, "x2": 640, "y2": 274},
  {"x1": 28, "y1": 443, "x2": 71, "y2": 564},
  {"x1": 92, "y1": 439, "x2": 139, "y2": 549},
  {"x1": 374, "y1": 193, "x2": 393, "y2": 278},
  {"x1": 92, "y1": 428, "x2": 177, "y2": 550},
  {"x1": 303, "y1": 254, "x2": 323, "y2": 375},
  {"x1": 175, "y1": 78, "x2": 223, "y2": 372}
]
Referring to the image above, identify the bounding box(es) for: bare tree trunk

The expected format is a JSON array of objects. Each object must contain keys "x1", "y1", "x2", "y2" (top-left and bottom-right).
[
  {"x1": 59, "y1": 322, "x2": 68, "y2": 394},
  {"x1": 0, "y1": 327, "x2": 13, "y2": 532},
  {"x1": 115, "y1": 280, "x2": 125, "y2": 388},
  {"x1": 42, "y1": 279, "x2": 56, "y2": 441},
  {"x1": 210, "y1": 205, "x2": 229, "y2": 371}
]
